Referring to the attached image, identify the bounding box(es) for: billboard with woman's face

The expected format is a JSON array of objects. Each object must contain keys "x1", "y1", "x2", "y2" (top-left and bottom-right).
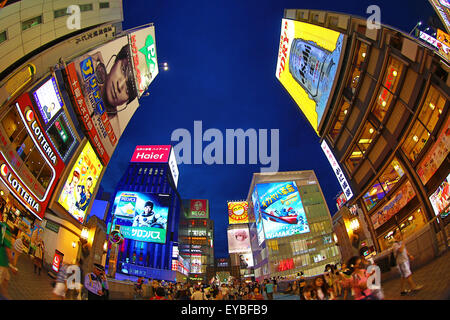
[{"x1": 227, "y1": 227, "x2": 251, "y2": 253}]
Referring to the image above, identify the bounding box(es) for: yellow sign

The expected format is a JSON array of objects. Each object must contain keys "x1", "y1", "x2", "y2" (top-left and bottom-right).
[
  {"x1": 228, "y1": 201, "x2": 249, "y2": 224},
  {"x1": 58, "y1": 142, "x2": 103, "y2": 223},
  {"x1": 276, "y1": 19, "x2": 344, "y2": 134}
]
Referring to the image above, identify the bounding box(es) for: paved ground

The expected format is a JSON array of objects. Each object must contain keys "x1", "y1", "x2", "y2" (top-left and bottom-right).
[{"x1": 4, "y1": 249, "x2": 450, "y2": 300}]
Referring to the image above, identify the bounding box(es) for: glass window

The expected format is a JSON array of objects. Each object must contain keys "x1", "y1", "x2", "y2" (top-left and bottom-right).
[
  {"x1": 345, "y1": 42, "x2": 368, "y2": 95},
  {"x1": 379, "y1": 158, "x2": 405, "y2": 194},
  {"x1": 402, "y1": 121, "x2": 429, "y2": 162},
  {"x1": 357, "y1": 121, "x2": 377, "y2": 155},
  {"x1": 22, "y1": 16, "x2": 42, "y2": 31},
  {"x1": 372, "y1": 57, "x2": 403, "y2": 122},
  {"x1": 346, "y1": 144, "x2": 363, "y2": 173},
  {"x1": 0, "y1": 31, "x2": 6, "y2": 44},
  {"x1": 362, "y1": 158, "x2": 405, "y2": 212},
  {"x1": 99, "y1": 2, "x2": 110, "y2": 9},
  {"x1": 54, "y1": 8, "x2": 68, "y2": 18},
  {"x1": 329, "y1": 100, "x2": 350, "y2": 141},
  {"x1": 79, "y1": 4, "x2": 93, "y2": 12}
]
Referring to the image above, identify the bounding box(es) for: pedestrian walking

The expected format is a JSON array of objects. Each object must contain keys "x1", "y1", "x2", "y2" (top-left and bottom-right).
[
  {"x1": 0, "y1": 221, "x2": 17, "y2": 300},
  {"x1": 84, "y1": 263, "x2": 109, "y2": 300},
  {"x1": 302, "y1": 284, "x2": 316, "y2": 300},
  {"x1": 53, "y1": 262, "x2": 68, "y2": 300},
  {"x1": 296, "y1": 272, "x2": 306, "y2": 300},
  {"x1": 251, "y1": 287, "x2": 265, "y2": 300},
  {"x1": 392, "y1": 229, "x2": 424, "y2": 295},
  {"x1": 191, "y1": 286, "x2": 204, "y2": 300},
  {"x1": 347, "y1": 255, "x2": 378, "y2": 300},
  {"x1": 12, "y1": 235, "x2": 27, "y2": 267},
  {"x1": 264, "y1": 279, "x2": 274, "y2": 300},
  {"x1": 33, "y1": 240, "x2": 44, "y2": 276},
  {"x1": 151, "y1": 286, "x2": 167, "y2": 300},
  {"x1": 312, "y1": 275, "x2": 335, "y2": 300}
]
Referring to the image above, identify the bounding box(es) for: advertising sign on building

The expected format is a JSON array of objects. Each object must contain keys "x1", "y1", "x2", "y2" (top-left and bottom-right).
[
  {"x1": 417, "y1": 116, "x2": 450, "y2": 184},
  {"x1": 252, "y1": 181, "x2": 310, "y2": 240},
  {"x1": 130, "y1": 145, "x2": 179, "y2": 187},
  {"x1": 419, "y1": 31, "x2": 450, "y2": 62},
  {"x1": 429, "y1": 173, "x2": 450, "y2": 218},
  {"x1": 57, "y1": 141, "x2": 103, "y2": 223},
  {"x1": 336, "y1": 192, "x2": 347, "y2": 210},
  {"x1": 128, "y1": 26, "x2": 159, "y2": 98},
  {"x1": 429, "y1": 0, "x2": 450, "y2": 33},
  {"x1": 111, "y1": 191, "x2": 170, "y2": 244},
  {"x1": 0, "y1": 93, "x2": 65, "y2": 220},
  {"x1": 189, "y1": 199, "x2": 209, "y2": 219},
  {"x1": 276, "y1": 19, "x2": 344, "y2": 134},
  {"x1": 321, "y1": 140, "x2": 354, "y2": 200},
  {"x1": 65, "y1": 36, "x2": 140, "y2": 165},
  {"x1": 52, "y1": 250, "x2": 64, "y2": 273},
  {"x1": 228, "y1": 201, "x2": 249, "y2": 224},
  {"x1": 227, "y1": 227, "x2": 251, "y2": 253},
  {"x1": 371, "y1": 181, "x2": 416, "y2": 229}
]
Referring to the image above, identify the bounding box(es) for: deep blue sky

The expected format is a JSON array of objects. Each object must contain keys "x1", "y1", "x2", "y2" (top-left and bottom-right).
[{"x1": 100, "y1": 0, "x2": 435, "y2": 258}]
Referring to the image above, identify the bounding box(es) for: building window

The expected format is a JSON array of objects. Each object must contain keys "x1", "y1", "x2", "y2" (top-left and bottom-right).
[
  {"x1": 345, "y1": 42, "x2": 369, "y2": 95},
  {"x1": 371, "y1": 57, "x2": 403, "y2": 122},
  {"x1": 54, "y1": 8, "x2": 68, "y2": 18},
  {"x1": 356, "y1": 121, "x2": 377, "y2": 155},
  {"x1": 99, "y1": 2, "x2": 110, "y2": 9},
  {"x1": 362, "y1": 158, "x2": 405, "y2": 212},
  {"x1": 22, "y1": 16, "x2": 42, "y2": 31},
  {"x1": 0, "y1": 31, "x2": 7, "y2": 44},
  {"x1": 346, "y1": 144, "x2": 363, "y2": 173},
  {"x1": 402, "y1": 85, "x2": 446, "y2": 162},
  {"x1": 329, "y1": 100, "x2": 350, "y2": 141},
  {"x1": 79, "y1": 4, "x2": 93, "y2": 12}
]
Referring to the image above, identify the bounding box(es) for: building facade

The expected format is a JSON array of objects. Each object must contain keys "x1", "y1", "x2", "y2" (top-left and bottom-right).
[
  {"x1": 179, "y1": 199, "x2": 214, "y2": 283},
  {"x1": 247, "y1": 171, "x2": 340, "y2": 281},
  {"x1": 280, "y1": 9, "x2": 449, "y2": 257}
]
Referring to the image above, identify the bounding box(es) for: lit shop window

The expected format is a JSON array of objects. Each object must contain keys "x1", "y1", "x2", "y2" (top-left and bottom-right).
[
  {"x1": 372, "y1": 58, "x2": 403, "y2": 122},
  {"x1": 345, "y1": 42, "x2": 369, "y2": 95},
  {"x1": 329, "y1": 100, "x2": 350, "y2": 141},
  {"x1": 357, "y1": 121, "x2": 377, "y2": 155},
  {"x1": 362, "y1": 158, "x2": 405, "y2": 212},
  {"x1": 402, "y1": 85, "x2": 446, "y2": 162},
  {"x1": 1, "y1": 108, "x2": 53, "y2": 189}
]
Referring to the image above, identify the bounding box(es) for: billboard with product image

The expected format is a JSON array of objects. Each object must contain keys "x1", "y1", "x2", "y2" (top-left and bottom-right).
[
  {"x1": 65, "y1": 36, "x2": 140, "y2": 165},
  {"x1": 429, "y1": 173, "x2": 450, "y2": 218},
  {"x1": 57, "y1": 141, "x2": 103, "y2": 223},
  {"x1": 276, "y1": 19, "x2": 344, "y2": 134},
  {"x1": 227, "y1": 226, "x2": 251, "y2": 253},
  {"x1": 32, "y1": 76, "x2": 64, "y2": 125},
  {"x1": 252, "y1": 181, "x2": 310, "y2": 240},
  {"x1": 111, "y1": 191, "x2": 170, "y2": 244}
]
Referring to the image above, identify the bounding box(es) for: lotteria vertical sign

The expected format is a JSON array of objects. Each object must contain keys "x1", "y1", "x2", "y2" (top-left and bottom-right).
[{"x1": 0, "y1": 93, "x2": 65, "y2": 219}]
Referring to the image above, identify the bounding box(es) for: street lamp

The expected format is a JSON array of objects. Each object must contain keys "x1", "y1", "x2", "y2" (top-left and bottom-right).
[
  {"x1": 159, "y1": 62, "x2": 169, "y2": 71},
  {"x1": 409, "y1": 21, "x2": 422, "y2": 35}
]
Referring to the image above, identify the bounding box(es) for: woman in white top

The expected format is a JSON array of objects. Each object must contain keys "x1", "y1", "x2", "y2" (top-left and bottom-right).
[{"x1": 12, "y1": 236, "x2": 27, "y2": 267}]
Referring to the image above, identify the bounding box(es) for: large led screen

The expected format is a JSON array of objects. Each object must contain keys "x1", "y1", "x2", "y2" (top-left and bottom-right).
[
  {"x1": 112, "y1": 191, "x2": 170, "y2": 244},
  {"x1": 253, "y1": 181, "x2": 310, "y2": 240},
  {"x1": 276, "y1": 19, "x2": 344, "y2": 134},
  {"x1": 227, "y1": 227, "x2": 251, "y2": 254},
  {"x1": 429, "y1": 173, "x2": 450, "y2": 219},
  {"x1": 58, "y1": 142, "x2": 103, "y2": 223},
  {"x1": 252, "y1": 189, "x2": 265, "y2": 246},
  {"x1": 32, "y1": 77, "x2": 64, "y2": 125}
]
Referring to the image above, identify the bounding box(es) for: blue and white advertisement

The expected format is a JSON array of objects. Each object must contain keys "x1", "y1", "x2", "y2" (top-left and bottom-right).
[
  {"x1": 111, "y1": 191, "x2": 170, "y2": 244},
  {"x1": 253, "y1": 181, "x2": 310, "y2": 240}
]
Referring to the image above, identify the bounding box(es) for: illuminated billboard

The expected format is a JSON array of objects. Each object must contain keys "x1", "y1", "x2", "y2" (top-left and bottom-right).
[
  {"x1": 227, "y1": 227, "x2": 251, "y2": 253},
  {"x1": 128, "y1": 26, "x2": 159, "y2": 98},
  {"x1": 188, "y1": 199, "x2": 209, "y2": 219},
  {"x1": 252, "y1": 189, "x2": 265, "y2": 246},
  {"x1": 32, "y1": 76, "x2": 64, "y2": 125},
  {"x1": 252, "y1": 181, "x2": 310, "y2": 240},
  {"x1": 276, "y1": 19, "x2": 344, "y2": 134},
  {"x1": 238, "y1": 252, "x2": 254, "y2": 268},
  {"x1": 228, "y1": 201, "x2": 249, "y2": 224},
  {"x1": 130, "y1": 145, "x2": 179, "y2": 187},
  {"x1": 429, "y1": 0, "x2": 450, "y2": 33},
  {"x1": 111, "y1": 191, "x2": 170, "y2": 244},
  {"x1": 65, "y1": 36, "x2": 140, "y2": 165},
  {"x1": 429, "y1": 173, "x2": 450, "y2": 219},
  {"x1": 58, "y1": 142, "x2": 103, "y2": 223}
]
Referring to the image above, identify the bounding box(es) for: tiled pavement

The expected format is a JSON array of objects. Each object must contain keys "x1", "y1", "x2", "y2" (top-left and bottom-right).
[{"x1": 4, "y1": 249, "x2": 450, "y2": 300}]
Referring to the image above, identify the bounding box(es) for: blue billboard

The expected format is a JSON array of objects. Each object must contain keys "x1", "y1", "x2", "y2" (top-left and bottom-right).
[
  {"x1": 252, "y1": 181, "x2": 310, "y2": 240},
  {"x1": 111, "y1": 191, "x2": 170, "y2": 244}
]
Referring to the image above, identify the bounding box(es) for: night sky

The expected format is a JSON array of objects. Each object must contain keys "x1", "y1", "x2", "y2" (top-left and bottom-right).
[{"x1": 100, "y1": 0, "x2": 435, "y2": 258}]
